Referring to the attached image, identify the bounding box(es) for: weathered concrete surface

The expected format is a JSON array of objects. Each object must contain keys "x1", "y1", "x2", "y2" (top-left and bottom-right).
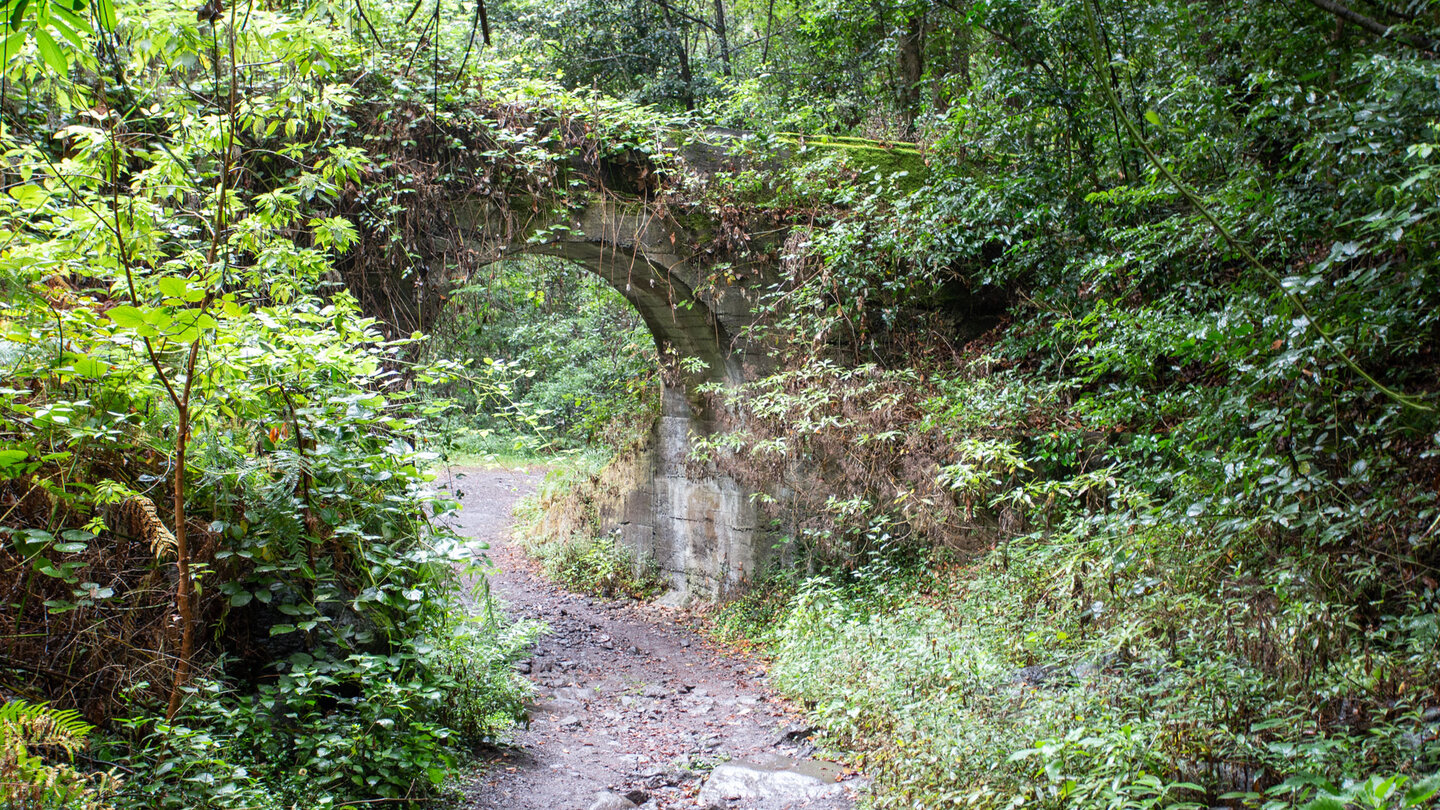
[
  {"x1": 534, "y1": 387, "x2": 763, "y2": 601},
  {"x1": 645, "y1": 387, "x2": 761, "y2": 601},
  {"x1": 469, "y1": 197, "x2": 773, "y2": 600}
]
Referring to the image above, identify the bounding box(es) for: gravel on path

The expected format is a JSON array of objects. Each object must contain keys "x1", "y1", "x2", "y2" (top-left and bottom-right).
[{"x1": 436, "y1": 466, "x2": 862, "y2": 810}]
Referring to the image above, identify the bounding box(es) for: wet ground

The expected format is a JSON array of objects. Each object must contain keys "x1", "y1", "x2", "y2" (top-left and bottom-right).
[{"x1": 436, "y1": 466, "x2": 862, "y2": 810}]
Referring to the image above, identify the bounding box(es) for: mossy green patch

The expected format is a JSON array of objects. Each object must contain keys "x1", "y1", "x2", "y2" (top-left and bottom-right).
[
  {"x1": 776, "y1": 132, "x2": 927, "y2": 191},
  {"x1": 672, "y1": 209, "x2": 717, "y2": 241}
]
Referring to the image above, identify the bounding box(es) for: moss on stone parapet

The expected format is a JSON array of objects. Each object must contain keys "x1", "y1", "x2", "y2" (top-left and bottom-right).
[
  {"x1": 775, "y1": 133, "x2": 927, "y2": 191},
  {"x1": 671, "y1": 209, "x2": 716, "y2": 242}
]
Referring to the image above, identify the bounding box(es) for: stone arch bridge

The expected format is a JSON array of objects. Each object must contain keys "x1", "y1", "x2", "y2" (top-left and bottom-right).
[
  {"x1": 340, "y1": 124, "x2": 925, "y2": 600},
  {"x1": 471, "y1": 193, "x2": 773, "y2": 602}
]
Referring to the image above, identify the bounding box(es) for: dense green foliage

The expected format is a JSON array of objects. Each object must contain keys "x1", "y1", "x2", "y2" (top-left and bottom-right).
[
  {"x1": 424, "y1": 255, "x2": 658, "y2": 456},
  {"x1": 686, "y1": 1, "x2": 1440, "y2": 806},
  {"x1": 490, "y1": 0, "x2": 976, "y2": 135},
  {"x1": 5, "y1": 0, "x2": 1440, "y2": 804},
  {"x1": 0, "y1": 0, "x2": 540, "y2": 805}
]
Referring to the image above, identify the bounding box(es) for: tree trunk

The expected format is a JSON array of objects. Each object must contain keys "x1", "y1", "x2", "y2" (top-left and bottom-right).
[
  {"x1": 897, "y1": 12, "x2": 926, "y2": 138},
  {"x1": 713, "y1": 0, "x2": 733, "y2": 77},
  {"x1": 761, "y1": 0, "x2": 776, "y2": 64},
  {"x1": 164, "y1": 338, "x2": 201, "y2": 721},
  {"x1": 656, "y1": 0, "x2": 696, "y2": 109}
]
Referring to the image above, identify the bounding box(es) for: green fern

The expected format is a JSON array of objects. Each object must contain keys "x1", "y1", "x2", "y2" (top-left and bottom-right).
[
  {"x1": 0, "y1": 700, "x2": 92, "y2": 756},
  {"x1": 0, "y1": 700, "x2": 119, "y2": 810}
]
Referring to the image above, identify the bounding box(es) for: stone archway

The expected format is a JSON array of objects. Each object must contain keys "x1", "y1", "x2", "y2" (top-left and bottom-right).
[
  {"x1": 336, "y1": 117, "x2": 925, "y2": 599},
  {"x1": 454, "y1": 198, "x2": 774, "y2": 600}
]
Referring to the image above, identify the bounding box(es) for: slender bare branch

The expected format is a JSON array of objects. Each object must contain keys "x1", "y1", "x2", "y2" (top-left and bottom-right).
[{"x1": 1306, "y1": 0, "x2": 1437, "y2": 51}]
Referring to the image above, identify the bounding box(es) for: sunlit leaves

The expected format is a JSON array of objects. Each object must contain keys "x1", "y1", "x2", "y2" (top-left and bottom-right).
[
  {"x1": 0, "y1": 0, "x2": 94, "y2": 76},
  {"x1": 156, "y1": 275, "x2": 206, "y2": 303},
  {"x1": 104, "y1": 302, "x2": 213, "y2": 342},
  {"x1": 309, "y1": 215, "x2": 359, "y2": 251},
  {"x1": 103, "y1": 304, "x2": 147, "y2": 330}
]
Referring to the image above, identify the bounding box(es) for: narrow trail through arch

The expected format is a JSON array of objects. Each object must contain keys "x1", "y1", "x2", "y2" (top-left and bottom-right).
[{"x1": 437, "y1": 466, "x2": 864, "y2": 810}]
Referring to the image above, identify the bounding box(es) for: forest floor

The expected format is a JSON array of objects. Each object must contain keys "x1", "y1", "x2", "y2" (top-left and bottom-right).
[{"x1": 436, "y1": 466, "x2": 863, "y2": 810}]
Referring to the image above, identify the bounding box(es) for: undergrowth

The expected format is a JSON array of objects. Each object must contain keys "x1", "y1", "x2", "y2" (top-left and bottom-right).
[
  {"x1": 716, "y1": 530, "x2": 1440, "y2": 808},
  {"x1": 705, "y1": 568, "x2": 800, "y2": 650},
  {"x1": 684, "y1": 8, "x2": 1440, "y2": 805},
  {"x1": 0, "y1": 0, "x2": 552, "y2": 802},
  {"x1": 0, "y1": 702, "x2": 120, "y2": 810},
  {"x1": 534, "y1": 532, "x2": 666, "y2": 600},
  {"x1": 85, "y1": 603, "x2": 537, "y2": 809},
  {"x1": 515, "y1": 458, "x2": 668, "y2": 600}
]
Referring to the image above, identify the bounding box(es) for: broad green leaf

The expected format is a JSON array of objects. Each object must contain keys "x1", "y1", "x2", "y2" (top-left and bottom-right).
[
  {"x1": 34, "y1": 558, "x2": 82, "y2": 581},
  {"x1": 1143, "y1": 110, "x2": 1161, "y2": 126},
  {"x1": 0, "y1": 449, "x2": 28, "y2": 469},
  {"x1": 0, "y1": 32, "x2": 24, "y2": 61},
  {"x1": 12, "y1": 529, "x2": 51, "y2": 557},
  {"x1": 9, "y1": 183, "x2": 49, "y2": 208},
  {"x1": 92, "y1": 0, "x2": 113, "y2": 29},
  {"x1": 48, "y1": 4, "x2": 90, "y2": 46},
  {"x1": 8, "y1": 0, "x2": 29, "y2": 30},
  {"x1": 1406, "y1": 774, "x2": 1440, "y2": 806},
  {"x1": 60, "y1": 351, "x2": 108, "y2": 378},
  {"x1": 157, "y1": 276, "x2": 190, "y2": 299},
  {"x1": 106, "y1": 305, "x2": 147, "y2": 328},
  {"x1": 32, "y1": 26, "x2": 65, "y2": 74}
]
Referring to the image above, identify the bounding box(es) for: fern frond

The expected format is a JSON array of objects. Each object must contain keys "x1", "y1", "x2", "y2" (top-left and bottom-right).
[
  {"x1": 0, "y1": 700, "x2": 92, "y2": 758},
  {"x1": 0, "y1": 700, "x2": 118, "y2": 810},
  {"x1": 114, "y1": 495, "x2": 178, "y2": 558}
]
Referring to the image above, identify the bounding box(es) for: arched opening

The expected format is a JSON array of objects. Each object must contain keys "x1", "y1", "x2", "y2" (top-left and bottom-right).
[
  {"x1": 417, "y1": 234, "x2": 765, "y2": 601},
  {"x1": 342, "y1": 193, "x2": 772, "y2": 599},
  {"x1": 525, "y1": 239, "x2": 740, "y2": 389},
  {"x1": 421, "y1": 254, "x2": 662, "y2": 458}
]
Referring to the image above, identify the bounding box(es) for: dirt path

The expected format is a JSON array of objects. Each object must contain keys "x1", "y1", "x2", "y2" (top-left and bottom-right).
[{"x1": 437, "y1": 466, "x2": 862, "y2": 810}]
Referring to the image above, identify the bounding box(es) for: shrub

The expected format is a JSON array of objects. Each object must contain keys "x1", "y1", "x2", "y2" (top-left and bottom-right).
[
  {"x1": 705, "y1": 568, "x2": 799, "y2": 649},
  {"x1": 538, "y1": 533, "x2": 666, "y2": 600},
  {"x1": 105, "y1": 603, "x2": 538, "y2": 810}
]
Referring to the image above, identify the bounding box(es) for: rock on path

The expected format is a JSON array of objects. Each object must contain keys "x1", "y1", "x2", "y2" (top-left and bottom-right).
[{"x1": 438, "y1": 466, "x2": 863, "y2": 810}]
